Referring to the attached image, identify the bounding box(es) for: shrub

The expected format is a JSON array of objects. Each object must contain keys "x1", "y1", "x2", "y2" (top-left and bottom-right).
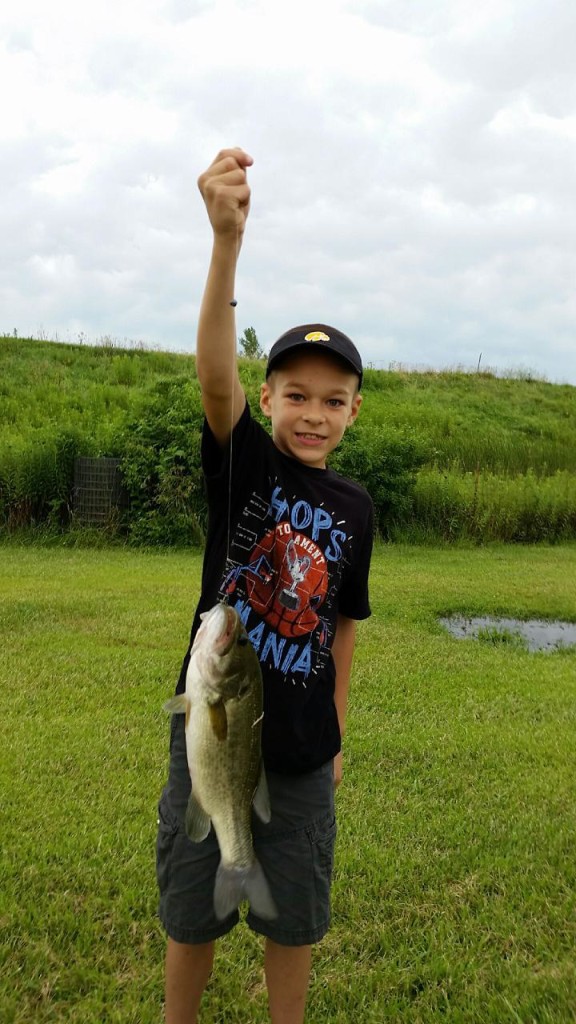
[
  {"x1": 117, "y1": 378, "x2": 206, "y2": 546},
  {"x1": 329, "y1": 424, "x2": 431, "y2": 537}
]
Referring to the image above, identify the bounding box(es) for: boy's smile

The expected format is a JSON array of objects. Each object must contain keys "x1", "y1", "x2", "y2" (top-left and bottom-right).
[{"x1": 259, "y1": 351, "x2": 362, "y2": 469}]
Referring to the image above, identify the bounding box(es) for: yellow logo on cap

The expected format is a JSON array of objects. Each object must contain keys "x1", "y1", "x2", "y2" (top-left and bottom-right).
[{"x1": 304, "y1": 331, "x2": 330, "y2": 342}]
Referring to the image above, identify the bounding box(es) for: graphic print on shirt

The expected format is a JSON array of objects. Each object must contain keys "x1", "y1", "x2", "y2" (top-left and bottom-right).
[{"x1": 220, "y1": 482, "x2": 351, "y2": 685}]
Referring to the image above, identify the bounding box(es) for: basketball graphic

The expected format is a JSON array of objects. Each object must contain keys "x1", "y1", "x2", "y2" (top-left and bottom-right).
[{"x1": 247, "y1": 522, "x2": 328, "y2": 637}]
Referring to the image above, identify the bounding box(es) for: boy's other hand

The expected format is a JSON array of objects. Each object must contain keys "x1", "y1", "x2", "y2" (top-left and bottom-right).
[{"x1": 198, "y1": 147, "x2": 253, "y2": 249}]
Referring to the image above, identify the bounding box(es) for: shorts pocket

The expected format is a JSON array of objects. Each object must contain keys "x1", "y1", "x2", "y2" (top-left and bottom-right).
[
  {"x1": 156, "y1": 793, "x2": 180, "y2": 896},
  {"x1": 309, "y1": 813, "x2": 337, "y2": 899}
]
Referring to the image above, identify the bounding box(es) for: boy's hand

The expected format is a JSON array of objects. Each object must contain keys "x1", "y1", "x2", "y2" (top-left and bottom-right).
[{"x1": 198, "y1": 147, "x2": 253, "y2": 249}]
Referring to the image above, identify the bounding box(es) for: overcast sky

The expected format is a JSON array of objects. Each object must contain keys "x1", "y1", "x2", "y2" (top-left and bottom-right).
[{"x1": 2, "y1": 0, "x2": 576, "y2": 383}]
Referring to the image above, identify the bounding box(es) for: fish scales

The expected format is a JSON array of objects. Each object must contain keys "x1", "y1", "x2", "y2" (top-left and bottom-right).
[{"x1": 188, "y1": 680, "x2": 260, "y2": 866}]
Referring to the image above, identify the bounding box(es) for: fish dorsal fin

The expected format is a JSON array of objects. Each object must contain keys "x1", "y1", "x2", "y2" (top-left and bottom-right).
[
  {"x1": 185, "y1": 791, "x2": 211, "y2": 842},
  {"x1": 208, "y1": 700, "x2": 228, "y2": 741},
  {"x1": 252, "y1": 762, "x2": 271, "y2": 823}
]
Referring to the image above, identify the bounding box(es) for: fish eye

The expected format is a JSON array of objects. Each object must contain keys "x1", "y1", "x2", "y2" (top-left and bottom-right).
[
  {"x1": 237, "y1": 634, "x2": 249, "y2": 647},
  {"x1": 238, "y1": 683, "x2": 250, "y2": 697}
]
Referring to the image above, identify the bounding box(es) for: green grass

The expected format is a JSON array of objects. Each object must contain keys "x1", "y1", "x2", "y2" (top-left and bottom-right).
[
  {"x1": 2, "y1": 544, "x2": 576, "y2": 1022},
  {"x1": 361, "y1": 366, "x2": 576, "y2": 475},
  {"x1": 0, "y1": 335, "x2": 190, "y2": 448}
]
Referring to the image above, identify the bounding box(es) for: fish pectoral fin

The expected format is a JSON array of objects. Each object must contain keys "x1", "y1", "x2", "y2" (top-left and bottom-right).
[
  {"x1": 208, "y1": 700, "x2": 228, "y2": 741},
  {"x1": 252, "y1": 763, "x2": 272, "y2": 823},
  {"x1": 185, "y1": 791, "x2": 212, "y2": 842},
  {"x1": 163, "y1": 695, "x2": 189, "y2": 716}
]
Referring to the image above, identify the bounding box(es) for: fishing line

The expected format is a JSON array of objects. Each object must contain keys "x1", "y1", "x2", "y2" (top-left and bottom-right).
[{"x1": 225, "y1": 341, "x2": 234, "y2": 574}]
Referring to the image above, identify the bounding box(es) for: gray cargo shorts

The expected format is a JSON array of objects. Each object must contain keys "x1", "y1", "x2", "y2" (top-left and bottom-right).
[{"x1": 156, "y1": 715, "x2": 336, "y2": 947}]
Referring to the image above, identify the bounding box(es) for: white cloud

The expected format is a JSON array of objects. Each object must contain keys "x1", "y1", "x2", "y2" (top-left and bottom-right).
[{"x1": 0, "y1": 0, "x2": 575, "y2": 383}]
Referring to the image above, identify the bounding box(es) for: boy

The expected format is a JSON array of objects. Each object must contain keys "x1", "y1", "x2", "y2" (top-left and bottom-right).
[{"x1": 156, "y1": 148, "x2": 374, "y2": 1024}]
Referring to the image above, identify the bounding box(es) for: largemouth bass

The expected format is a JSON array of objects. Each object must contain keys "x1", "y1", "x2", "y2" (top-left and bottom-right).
[{"x1": 164, "y1": 603, "x2": 277, "y2": 921}]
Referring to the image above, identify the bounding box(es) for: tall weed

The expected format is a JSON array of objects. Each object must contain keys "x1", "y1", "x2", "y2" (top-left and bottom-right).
[
  {"x1": 403, "y1": 467, "x2": 576, "y2": 543},
  {"x1": 0, "y1": 431, "x2": 91, "y2": 529}
]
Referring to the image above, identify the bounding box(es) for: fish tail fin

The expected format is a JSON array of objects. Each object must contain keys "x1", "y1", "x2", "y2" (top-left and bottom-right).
[{"x1": 214, "y1": 859, "x2": 277, "y2": 922}]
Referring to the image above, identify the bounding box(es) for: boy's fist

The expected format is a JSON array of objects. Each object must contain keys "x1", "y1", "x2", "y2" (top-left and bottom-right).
[{"x1": 198, "y1": 147, "x2": 253, "y2": 248}]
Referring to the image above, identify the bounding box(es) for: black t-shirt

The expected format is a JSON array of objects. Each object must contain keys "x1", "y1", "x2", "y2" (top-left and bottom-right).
[{"x1": 176, "y1": 401, "x2": 374, "y2": 774}]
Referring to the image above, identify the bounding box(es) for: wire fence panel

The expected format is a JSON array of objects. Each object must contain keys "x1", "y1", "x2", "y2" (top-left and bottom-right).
[{"x1": 73, "y1": 457, "x2": 129, "y2": 524}]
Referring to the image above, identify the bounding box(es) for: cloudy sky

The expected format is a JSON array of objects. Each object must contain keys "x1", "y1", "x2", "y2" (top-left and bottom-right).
[{"x1": 2, "y1": 0, "x2": 576, "y2": 383}]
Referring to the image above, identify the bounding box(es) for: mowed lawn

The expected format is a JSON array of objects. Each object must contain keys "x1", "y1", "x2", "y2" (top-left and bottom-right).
[{"x1": 1, "y1": 543, "x2": 575, "y2": 1023}]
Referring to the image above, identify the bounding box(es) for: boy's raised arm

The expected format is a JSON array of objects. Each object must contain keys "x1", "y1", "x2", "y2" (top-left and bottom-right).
[{"x1": 196, "y1": 148, "x2": 253, "y2": 446}]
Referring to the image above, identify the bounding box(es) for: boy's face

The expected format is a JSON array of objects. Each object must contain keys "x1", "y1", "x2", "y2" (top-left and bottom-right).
[{"x1": 259, "y1": 350, "x2": 362, "y2": 469}]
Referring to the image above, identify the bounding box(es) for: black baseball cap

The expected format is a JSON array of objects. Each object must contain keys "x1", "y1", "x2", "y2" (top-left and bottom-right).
[{"x1": 266, "y1": 324, "x2": 363, "y2": 389}]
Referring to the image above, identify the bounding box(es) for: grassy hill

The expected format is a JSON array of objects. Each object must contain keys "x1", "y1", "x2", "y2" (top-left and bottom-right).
[
  {"x1": 1, "y1": 335, "x2": 575, "y2": 543},
  {"x1": 362, "y1": 367, "x2": 576, "y2": 475},
  {"x1": 0, "y1": 335, "x2": 192, "y2": 449}
]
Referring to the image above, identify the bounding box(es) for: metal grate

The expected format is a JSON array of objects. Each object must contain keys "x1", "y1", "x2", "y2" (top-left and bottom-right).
[{"x1": 73, "y1": 457, "x2": 129, "y2": 524}]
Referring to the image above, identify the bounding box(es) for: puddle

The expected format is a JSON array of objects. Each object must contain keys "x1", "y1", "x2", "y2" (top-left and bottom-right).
[{"x1": 439, "y1": 615, "x2": 576, "y2": 653}]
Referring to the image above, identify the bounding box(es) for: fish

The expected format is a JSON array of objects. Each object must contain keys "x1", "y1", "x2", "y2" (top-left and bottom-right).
[{"x1": 164, "y1": 603, "x2": 277, "y2": 921}]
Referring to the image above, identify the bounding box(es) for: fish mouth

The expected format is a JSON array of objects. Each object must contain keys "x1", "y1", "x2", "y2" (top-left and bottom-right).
[
  {"x1": 209, "y1": 604, "x2": 242, "y2": 655},
  {"x1": 196, "y1": 604, "x2": 240, "y2": 655},
  {"x1": 216, "y1": 605, "x2": 239, "y2": 654}
]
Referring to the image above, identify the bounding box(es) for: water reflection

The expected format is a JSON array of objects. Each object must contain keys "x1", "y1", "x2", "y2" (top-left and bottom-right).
[{"x1": 439, "y1": 615, "x2": 576, "y2": 653}]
